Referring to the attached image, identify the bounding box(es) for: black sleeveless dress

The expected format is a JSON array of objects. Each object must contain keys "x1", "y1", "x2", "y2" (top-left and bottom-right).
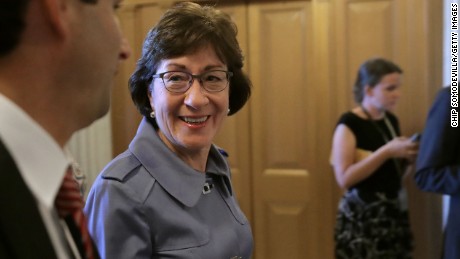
[{"x1": 334, "y1": 112, "x2": 413, "y2": 259}]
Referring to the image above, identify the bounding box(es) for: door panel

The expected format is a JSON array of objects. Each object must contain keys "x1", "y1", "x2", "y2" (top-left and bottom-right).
[{"x1": 248, "y1": 2, "x2": 334, "y2": 258}]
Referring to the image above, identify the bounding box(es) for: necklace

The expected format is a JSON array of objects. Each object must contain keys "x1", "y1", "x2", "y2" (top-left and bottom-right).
[
  {"x1": 360, "y1": 105, "x2": 403, "y2": 177},
  {"x1": 360, "y1": 106, "x2": 396, "y2": 142}
]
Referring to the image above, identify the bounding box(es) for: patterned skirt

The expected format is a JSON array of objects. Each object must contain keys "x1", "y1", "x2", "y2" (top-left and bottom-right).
[{"x1": 334, "y1": 189, "x2": 413, "y2": 259}]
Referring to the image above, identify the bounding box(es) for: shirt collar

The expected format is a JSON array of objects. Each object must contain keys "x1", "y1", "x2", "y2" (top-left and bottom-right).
[
  {"x1": 0, "y1": 93, "x2": 70, "y2": 208},
  {"x1": 129, "y1": 118, "x2": 232, "y2": 207}
]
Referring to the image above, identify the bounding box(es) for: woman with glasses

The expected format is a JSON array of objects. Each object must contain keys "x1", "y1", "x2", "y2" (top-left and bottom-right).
[
  {"x1": 84, "y1": 2, "x2": 253, "y2": 259},
  {"x1": 330, "y1": 58, "x2": 418, "y2": 258}
]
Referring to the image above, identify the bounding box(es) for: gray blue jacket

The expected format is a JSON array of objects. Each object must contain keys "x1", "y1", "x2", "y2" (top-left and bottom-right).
[{"x1": 84, "y1": 118, "x2": 253, "y2": 259}]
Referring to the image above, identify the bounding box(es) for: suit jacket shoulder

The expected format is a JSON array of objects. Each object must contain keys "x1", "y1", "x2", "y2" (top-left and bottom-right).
[{"x1": 415, "y1": 87, "x2": 460, "y2": 194}]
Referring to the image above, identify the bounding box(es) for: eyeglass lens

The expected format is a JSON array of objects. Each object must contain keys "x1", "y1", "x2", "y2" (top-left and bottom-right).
[{"x1": 162, "y1": 70, "x2": 230, "y2": 93}]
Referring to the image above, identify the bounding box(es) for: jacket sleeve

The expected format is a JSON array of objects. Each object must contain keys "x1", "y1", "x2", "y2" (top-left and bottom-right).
[
  {"x1": 84, "y1": 167, "x2": 154, "y2": 259},
  {"x1": 415, "y1": 87, "x2": 460, "y2": 195}
]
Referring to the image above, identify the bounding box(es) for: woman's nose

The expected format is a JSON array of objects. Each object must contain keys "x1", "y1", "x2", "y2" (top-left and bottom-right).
[{"x1": 184, "y1": 80, "x2": 209, "y2": 109}]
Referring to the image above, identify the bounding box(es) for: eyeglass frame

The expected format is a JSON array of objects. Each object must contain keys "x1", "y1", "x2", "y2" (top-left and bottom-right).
[{"x1": 151, "y1": 70, "x2": 233, "y2": 93}]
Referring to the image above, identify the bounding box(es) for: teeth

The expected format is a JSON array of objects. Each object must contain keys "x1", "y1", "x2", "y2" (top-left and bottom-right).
[{"x1": 183, "y1": 116, "x2": 207, "y2": 123}]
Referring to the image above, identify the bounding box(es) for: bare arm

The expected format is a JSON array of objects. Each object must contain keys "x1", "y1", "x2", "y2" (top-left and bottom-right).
[{"x1": 331, "y1": 124, "x2": 417, "y2": 189}]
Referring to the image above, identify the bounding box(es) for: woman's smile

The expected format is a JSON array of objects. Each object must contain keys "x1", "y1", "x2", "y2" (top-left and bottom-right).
[{"x1": 180, "y1": 115, "x2": 209, "y2": 127}]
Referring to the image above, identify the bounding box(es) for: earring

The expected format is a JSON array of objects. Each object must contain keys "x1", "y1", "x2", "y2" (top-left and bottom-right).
[
  {"x1": 150, "y1": 110, "x2": 155, "y2": 119},
  {"x1": 227, "y1": 108, "x2": 230, "y2": 115}
]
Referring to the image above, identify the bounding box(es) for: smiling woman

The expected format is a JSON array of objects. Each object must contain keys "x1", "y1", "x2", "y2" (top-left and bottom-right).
[
  {"x1": 83, "y1": 2, "x2": 253, "y2": 259},
  {"x1": 147, "y1": 44, "x2": 232, "y2": 168}
]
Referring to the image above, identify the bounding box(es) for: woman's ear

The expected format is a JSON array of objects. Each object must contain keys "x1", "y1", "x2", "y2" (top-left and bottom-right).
[
  {"x1": 147, "y1": 85, "x2": 154, "y2": 107},
  {"x1": 364, "y1": 84, "x2": 373, "y2": 97},
  {"x1": 147, "y1": 85, "x2": 153, "y2": 99}
]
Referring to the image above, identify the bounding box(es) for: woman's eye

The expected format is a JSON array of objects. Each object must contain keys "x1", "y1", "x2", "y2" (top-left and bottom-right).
[
  {"x1": 167, "y1": 74, "x2": 188, "y2": 82},
  {"x1": 206, "y1": 76, "x2": 218, "y2": 82},
  {"x1": 387, "y1": 86, "x2": 397, "y2": 91}
]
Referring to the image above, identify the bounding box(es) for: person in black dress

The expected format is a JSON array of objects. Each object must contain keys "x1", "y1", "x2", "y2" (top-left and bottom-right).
[{"x1": 329, "y1": 58, "x2": 419, "y2": 258}]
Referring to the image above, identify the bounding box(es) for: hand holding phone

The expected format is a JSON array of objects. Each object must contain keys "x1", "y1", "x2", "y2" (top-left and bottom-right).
[{"x1": 410, "y1": 133, "x2": 421, "y2": 142}]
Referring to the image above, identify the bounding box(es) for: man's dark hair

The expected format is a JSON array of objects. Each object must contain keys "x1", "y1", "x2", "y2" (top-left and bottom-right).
[
  {"x1": 0, "y1": 0, "x2": 29, "y2": 57},
  {"x1": 0, "y1": 0, "x2": 97, "y2": 57}
]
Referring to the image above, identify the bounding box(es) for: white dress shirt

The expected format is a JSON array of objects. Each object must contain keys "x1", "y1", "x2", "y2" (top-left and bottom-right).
[{"x1": 0, "y1": 93, "x2": 73, "y2": 259}]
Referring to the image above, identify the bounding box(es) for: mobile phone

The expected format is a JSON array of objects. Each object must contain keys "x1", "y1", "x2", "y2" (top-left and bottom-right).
[{"x1": 410, "y1": 133, "x2": 421, "y2": 142}]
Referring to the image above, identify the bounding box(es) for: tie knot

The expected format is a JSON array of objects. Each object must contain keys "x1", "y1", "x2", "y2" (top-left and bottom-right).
[{"x1": 54, "y1": 167, "x2": 84, "y2": 218}]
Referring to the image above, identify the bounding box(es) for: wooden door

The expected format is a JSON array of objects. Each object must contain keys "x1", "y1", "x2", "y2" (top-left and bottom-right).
[{"x1": 247, "y1": 2, "x2": 335, "y2": 258}]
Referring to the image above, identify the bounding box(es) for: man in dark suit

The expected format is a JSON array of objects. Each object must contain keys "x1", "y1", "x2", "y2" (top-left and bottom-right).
[
  {"x1": 415, "y1": 86, "x2": 460, "y2": 259},
  {"x1": 0, "y1": 0, "x2": 130, "y2": 258}
]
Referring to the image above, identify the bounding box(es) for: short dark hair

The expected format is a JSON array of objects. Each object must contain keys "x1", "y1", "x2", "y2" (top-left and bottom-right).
[
  {"x1": 0, "y1": 0, "x2": 29, "y2": 57},
  {"x1": 129, "y1": 2, "x2": 252, "y2": 120},
  {"x1": 353, "y1": 57, "x2": 403, "y2": 103},
  {"x1": 0, "y1": 0, "x2": 97, "y2": 57}
]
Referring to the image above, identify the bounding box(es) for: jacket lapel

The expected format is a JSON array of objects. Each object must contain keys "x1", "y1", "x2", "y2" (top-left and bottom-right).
[{"x1": 0, "y1": 140, "x2": 58, "y2": 259}]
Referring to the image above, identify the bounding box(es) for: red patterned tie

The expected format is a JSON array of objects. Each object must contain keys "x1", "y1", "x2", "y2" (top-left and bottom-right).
[{"x1": 55, "y1": 167, "x2": 95, "y2": 259}]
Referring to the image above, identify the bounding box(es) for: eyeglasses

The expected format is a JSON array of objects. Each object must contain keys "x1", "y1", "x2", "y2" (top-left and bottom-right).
[{"x1": 152, "y1": 70, "x2": 233, "y2": 93}]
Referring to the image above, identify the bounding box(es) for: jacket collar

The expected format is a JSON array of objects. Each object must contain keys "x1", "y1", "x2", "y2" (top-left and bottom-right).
[{"x1": 129, "y1": 118, "x2": 232, "y2": 207}]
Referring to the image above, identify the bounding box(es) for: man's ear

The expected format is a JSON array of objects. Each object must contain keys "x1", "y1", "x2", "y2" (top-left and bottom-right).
[{"x1": 40, "y1": 0, "x2": 71, "y2": 39}]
